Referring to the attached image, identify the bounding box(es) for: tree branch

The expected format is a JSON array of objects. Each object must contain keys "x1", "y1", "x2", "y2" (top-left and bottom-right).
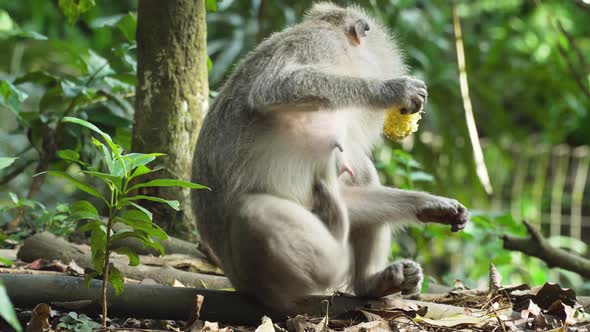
[
  {"x1": 0, "y1": 274, "x2": 468, "y2": 325},
  {"x1": 502, "y1": 221, "x2": 590, "y2": 279}
]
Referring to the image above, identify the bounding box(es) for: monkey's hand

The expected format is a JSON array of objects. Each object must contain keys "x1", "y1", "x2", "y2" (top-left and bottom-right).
[
  {"x1": 386, "y1": 76, "x2": 427, "y2": 114},
  {"x1": 415, "y1": 196, "x2": 469, "y2": 232}
]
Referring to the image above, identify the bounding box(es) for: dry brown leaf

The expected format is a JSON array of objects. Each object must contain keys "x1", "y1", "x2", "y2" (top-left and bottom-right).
[
  {"x1": 173, "y1": 279, "x2": 186, "y2": 287},
  {"x1": 532, "y1": 313, "x2": 552, "y2": 330},
  {"x1": 184, "y1": 294, "x2": 205, "y2": 331},
  {"x1": 255, "y1": 316, "x2": 275, "y2": 332},
  {"x1": 286, "y1": 315, "x2": 317, "y2": 332},
  {"x1": 25, "y1": 303, "x2": 51, "y2": 332},
  {"x1": 415, "y1": 313, "x2": 494, "y2": 328},
  {"x1": 453, "y1": 279, "x2": 467, "y2": 290},
  {"x1": 546, "y1": 300, "x2": 577, "y2": 325},
  {"x1": 515, "y1": 299, "x2": 541, "y2": 319},
  {"x1": 489, "y1": 263, "x2": 502, "y2": 292},
  {"x1": 533, "y1": 283, "x2": 577, "y2": 309},
  {"x1": 342, "y1": 320, "x2": 391, "y2": 332}
]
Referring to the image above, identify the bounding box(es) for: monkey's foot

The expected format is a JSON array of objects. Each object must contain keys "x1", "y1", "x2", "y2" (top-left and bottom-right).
[
  {"x1": 362, "y1": 260, "x2": 423, "y2": 298},
  {"x1": 416, "y1": 197, "x2": 470, "y2": 232}
]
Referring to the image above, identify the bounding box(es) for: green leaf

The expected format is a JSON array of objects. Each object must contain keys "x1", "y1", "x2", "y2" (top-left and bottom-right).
[
  {"x1": 409, "y1": 171, "x2": 434, "y2": 182},
  {"x1": 0, "y1": 10, "x2": 15, "y2": 31},
  {"x1": 124, "y1": 153, "x2": 164, "y2": 169},
  {"x1": 0, "y1": 256, "x2": 14, "y2": 266},
  {"x1": 207, "y1": 56, "x2": 213, "y2": 73},
  {"x1": 8, "y1": 192, "x2": 18, "y2": 204},
  {"x1": 58, "y1": 0, "x2": 96, "y2": 24},
  {"x1": 0, "y1": 280, "x2": 22, "y2": 332},
  {"x1": 206, "y1": 0, "x2": 218, "y2": 12},
  {"x1": 128, "y1": 202, "x2": 152, "y2": 220},
  {"x1": 62, "y1": 116, "x2": 120, "y2": 156},
  {"x1": 44, "y1": 171, "x2": 106, "y2": 203},
  {"x1": 109, "y1": 228, "x2": 145, "y2": 242},
  {"x1": 13, "y1": 71, "x2": 57, "y2": 86},
  {"x1": 114, "y1": 247, "x2": 139, "y2": 266},
  {"x1": 129, "y1": 165, "x2": 153, "y2": 180},
  {"x1": 121, "y1": 209, "x2": 151, "y2": 223},
  {"x1": 119, "y1": 210, "x2": 168, "y2": 240},
  {"x1": 70, "y1": 200, "x2": 99, "y2": 221},
  {"x1": 77, "y1": 220, "x2": 103, "y2": 233},
  {"x1": 83, "y1": 271, "x2": 98, "y2": 288},
  {"x1": 90, "y1": 225, "x2": 107, "y2": 271},
  {"x1": 0, "y1": 157, "x2": 16, "y2": 171},
  {"x1": 91, "y1": 137, "x2": 115, "y2": 174},
  {"x1": 116, "y1": 13, "x2": 136, "y2": 42},
  {"x1": 0, "y1": 80, "x2": 28, "y2": 115},
  {"x1": 122, "y1": 195, "x2": 180, "y2": 210},
  {"x1": 80, "y1": 170, "x2": 122, "y2": 190},
  {"x1": 108, "y1": 266, "x2": 124, "y2": 295},
  {"x1": 128, "y1": 179, "x2": 209, "y2": 193},
  {"x1": 111, "y1": 155, "x2": 130, "y2": 177},
  {"x1": 57, "y1": 149, "x2": 80, "y2": 162}
]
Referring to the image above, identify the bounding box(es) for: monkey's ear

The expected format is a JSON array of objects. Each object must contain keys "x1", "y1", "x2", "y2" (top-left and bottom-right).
[{"x1": 349, "y1": 19, "x2": 370, "y2": 46}]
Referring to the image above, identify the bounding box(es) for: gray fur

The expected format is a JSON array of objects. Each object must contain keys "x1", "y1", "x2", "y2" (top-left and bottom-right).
[{"x1": 192, "y1": 2, "x2": 469, "y2": 312}]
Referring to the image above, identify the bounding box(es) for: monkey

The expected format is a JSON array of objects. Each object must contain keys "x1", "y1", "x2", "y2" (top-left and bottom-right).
[{"x1": 191, "y1": 2, "x2": 469, "y2": 312}]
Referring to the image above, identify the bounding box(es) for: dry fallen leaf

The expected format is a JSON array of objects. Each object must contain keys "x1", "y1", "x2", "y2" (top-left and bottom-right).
[
  {"x1": 415, "y1": 313, "x2": 494, "y2": 328},
  {"x1": 255, "y1": 316, "x2": 275, "y2": 332},
  {"x1": 489, "y1": 263, "x2": 502, "y2": 292},
  {"x1": 453, "y1": 279, "x2": 467, "y2": 290},
  {"x1": 532, "y1": 283, "x2": 577, "y2": 309},
  {"x1": 286, "y1": 315, "x2": 319, "y2": 332},
  {"x1": 173, "y1": 279, "x2": 186, "y2": 287},
  {"x1": 546, "y1": 300, "x2": 577, "y2": 325},
  {"x1": 344, "y1": 320, "x2": 391, "y2": 332},
  {"x1": 25, "y1": 303, "x2": 51, "y2": 332},
  {"x1": 184, "y1": 294, "x2": 205, "y2": 331}
]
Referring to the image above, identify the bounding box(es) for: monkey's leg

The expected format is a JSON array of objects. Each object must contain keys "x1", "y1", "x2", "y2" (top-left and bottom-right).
[
  {"x1": 228, "y1": 194, "x2": 350, "y2": 312},
  {"x1": 312, "y1": 180, "x2": 349, "y2": 243},
  {"x1": 350, "y1": 223, "x2": 423, "y2": 297}
]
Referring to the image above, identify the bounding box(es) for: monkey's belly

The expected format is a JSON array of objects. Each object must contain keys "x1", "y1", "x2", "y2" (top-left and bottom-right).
[{"x1": 273, "y1": 109, "x2": 350, "y2": 154}]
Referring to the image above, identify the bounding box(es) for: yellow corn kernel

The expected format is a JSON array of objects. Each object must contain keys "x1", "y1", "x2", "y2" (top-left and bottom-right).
[{"x1": 383, "y1": 107, "x2": 422, "y2": 141}]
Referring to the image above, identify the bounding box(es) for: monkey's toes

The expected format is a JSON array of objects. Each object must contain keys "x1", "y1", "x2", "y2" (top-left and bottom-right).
[{"x1": 384, "y1": 260, "x2": 423, "y2": 295}]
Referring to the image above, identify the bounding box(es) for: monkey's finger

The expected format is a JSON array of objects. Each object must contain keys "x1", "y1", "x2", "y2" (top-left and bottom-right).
[{"x1": 417, "y1": 88, "x2": 427, "y2": 98}]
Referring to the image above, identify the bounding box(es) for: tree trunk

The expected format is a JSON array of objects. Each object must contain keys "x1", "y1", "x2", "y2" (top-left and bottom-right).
[{"x1": 133, "y1": 0, "x2": 208, "y2": 241}]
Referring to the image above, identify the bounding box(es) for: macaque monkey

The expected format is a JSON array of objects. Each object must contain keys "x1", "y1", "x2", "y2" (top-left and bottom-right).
[{"x1": 192, "y1": 2, "x2": 469, "y2": 312}]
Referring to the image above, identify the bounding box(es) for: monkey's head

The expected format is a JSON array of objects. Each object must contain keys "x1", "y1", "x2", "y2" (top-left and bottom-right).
[{"x1": 303, "y1": 2, "x2": 387, "y2": 48}]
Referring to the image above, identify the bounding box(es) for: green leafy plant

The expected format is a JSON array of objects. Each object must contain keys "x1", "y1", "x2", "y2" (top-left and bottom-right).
[
  {"x1": 58, "y1": 312, "x2": 101, "y2": 332},
  {"x1": 1, "y1": 193, "x2": 74, "y2": 237},
  {"x1": 0, "y1": 280, "x2": 22, "y2": 332},
  {"x1": 375, "y1": 148, "x2": 434, "y2": 190},
  {"x1": 45, "y1": 116, "x2": 208, "y2": 327}
]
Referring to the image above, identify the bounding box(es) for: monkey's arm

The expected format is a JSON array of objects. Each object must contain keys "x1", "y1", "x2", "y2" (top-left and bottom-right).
[
  {"x1": 341, "y1": 186, "x2": 469, "y2": 231},
  {"x1": 248, "y1": 68, "x2": 426, "y2": 113}
]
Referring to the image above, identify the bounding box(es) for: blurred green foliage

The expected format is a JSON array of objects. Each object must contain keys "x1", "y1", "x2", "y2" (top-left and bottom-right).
[{"x1": 0, "y1": 0, "x2": 589, "y2": 294}]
